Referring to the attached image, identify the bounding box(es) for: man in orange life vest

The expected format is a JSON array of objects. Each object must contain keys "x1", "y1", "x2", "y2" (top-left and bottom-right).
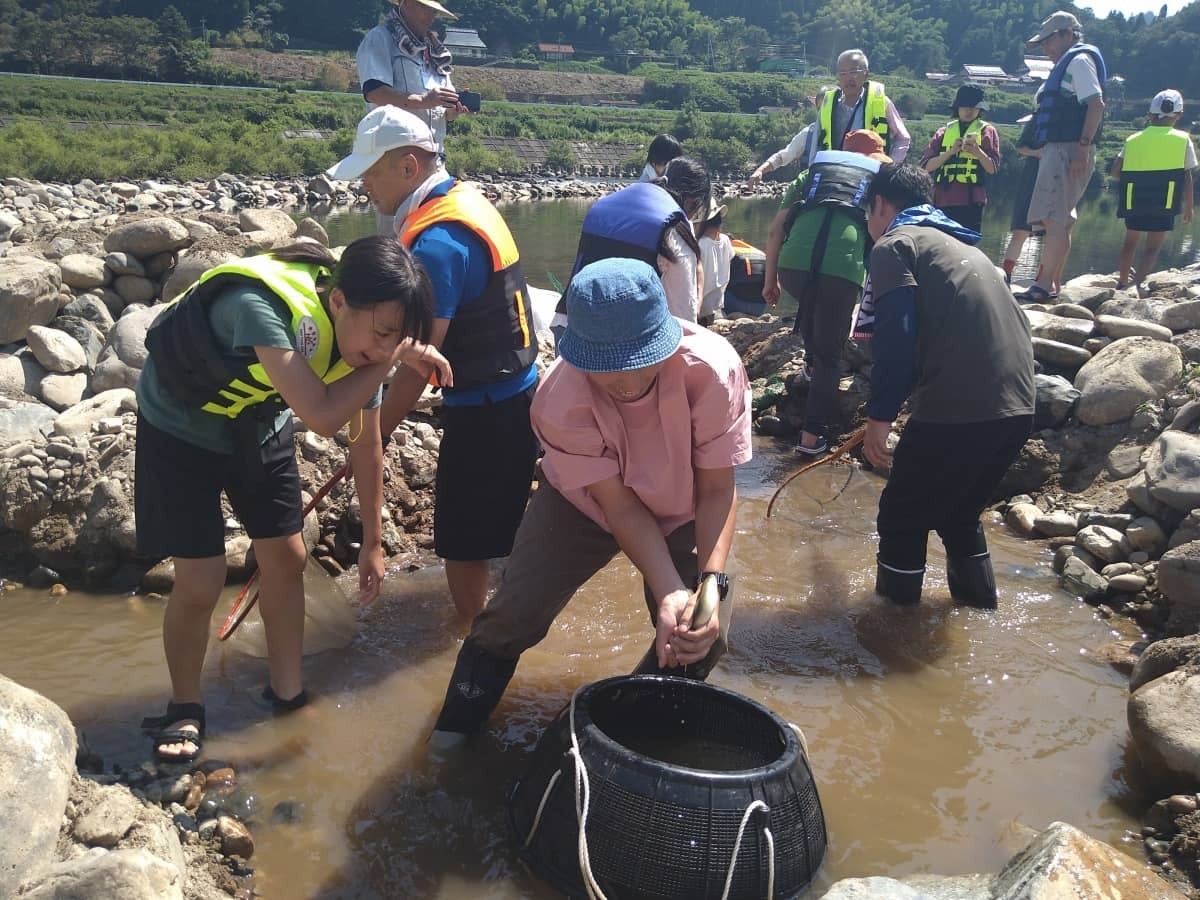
[{"x1": 328, "y1": 107, "x2": 539, "y2": 621}]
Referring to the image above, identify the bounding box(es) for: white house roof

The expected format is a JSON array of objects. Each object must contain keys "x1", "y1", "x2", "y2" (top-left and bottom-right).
[
  {"x1": 443, "y1": 27, "x2": 487, "y2": 50},
  {"x1": 963, "y1": 65, "x2": 1008, "y2": 77}
]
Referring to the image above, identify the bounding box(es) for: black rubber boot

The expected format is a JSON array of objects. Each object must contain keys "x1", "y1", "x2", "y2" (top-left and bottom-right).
[
  {"x1": 874, "y1": 558, "x2": 924, "y2": 606},
  {"x1": 947, "y1": 553, "x2": 998, "y2": 609},
  {"x1": 432, "y1": 640, "x2": 519, "y2": 738}
]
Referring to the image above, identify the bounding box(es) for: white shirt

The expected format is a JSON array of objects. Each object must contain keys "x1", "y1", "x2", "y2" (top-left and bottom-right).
[
  {"x1": 659, "y1": 227, "x2": 700, "y2": 322},
  {"x1": 698, "y1": 233, "x2": 734, "y2": 317},
  {"x1": 1035, "y1": 53, "x2": 1103, "y2": 105},
  {"x1": 638, "y1": 163, "x2": 659, "y2": 182},
  {"x1": 765, "y1": 123, "x2": 818, "y2": 172},
  {"x1": 356, "y1": 24, "x2": 455, "y2": 154}
]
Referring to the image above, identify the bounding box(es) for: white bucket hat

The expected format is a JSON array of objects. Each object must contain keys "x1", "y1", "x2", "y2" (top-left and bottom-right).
[{"x1": 326, "y1": 106, "x2": 437, "y2": 181}]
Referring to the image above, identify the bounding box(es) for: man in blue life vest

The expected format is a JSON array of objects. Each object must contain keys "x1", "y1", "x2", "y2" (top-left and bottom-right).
[
  {"x1": 327, "y1": 106, "x2": 539, "y2": 623},
  {"x1": 1016, "y1": 11, "x2": 1106, "y2": 303},
  {"x1": 1110, "y1": 89, "x2": 1197, "y2": 290},
  {"x1": 813, "y1": 50, "x2": 911, "y2": 163}
]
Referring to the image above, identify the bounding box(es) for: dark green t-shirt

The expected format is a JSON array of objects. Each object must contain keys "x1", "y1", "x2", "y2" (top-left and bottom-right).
[
  {"x1": 137, "y1": 283, "x2": 381, "y2": 454},
  {"x1": 778, "y1": 172, "x2": 869, "y2": 287},
  {"x1": 869, "y1": 225, "x2": 1035, "y2": 424}
]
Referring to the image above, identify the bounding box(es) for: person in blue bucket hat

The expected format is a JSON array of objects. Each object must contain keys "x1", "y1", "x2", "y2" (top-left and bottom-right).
[{"x1": 430, "y1": 258, "x2": 753, "y2": 743}]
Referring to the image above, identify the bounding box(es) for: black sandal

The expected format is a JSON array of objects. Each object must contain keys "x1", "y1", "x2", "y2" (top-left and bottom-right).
[
  {"x1": 142, "y1": 701, "x2": 206, "y2": 764},
  {"x1": 262, "y1": 686, "x2": 309, "y2": 714}
]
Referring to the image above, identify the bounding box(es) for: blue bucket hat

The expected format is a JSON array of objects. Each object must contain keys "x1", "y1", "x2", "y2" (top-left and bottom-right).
[{"x1": 558, "y1": 259, "x2": 683, "y2": 373}]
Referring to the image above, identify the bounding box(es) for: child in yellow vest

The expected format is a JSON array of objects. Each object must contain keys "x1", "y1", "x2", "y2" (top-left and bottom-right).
[{"x1": 1110, "y1": 90, "x2": 1197, "y2": 290}]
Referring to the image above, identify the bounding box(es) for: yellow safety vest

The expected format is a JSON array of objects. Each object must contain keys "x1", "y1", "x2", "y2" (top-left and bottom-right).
[
  {"x1": 148, "y1": 255, "x2": 354, "y2": 419},
  {"x1": 1120, "y1": 125, "x2": 1192, "y2": 217},
  {"x1": 818, "y1": 81, "x2": 890, "y2": 153},
  {"x1": 935, "y1": 118, "x2": 987, "y2": 184}
]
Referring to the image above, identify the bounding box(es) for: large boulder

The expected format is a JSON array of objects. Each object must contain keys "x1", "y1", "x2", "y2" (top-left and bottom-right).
[
  {"x1": 1095, "y1": 314, "x2": 1174, "y2": 342},
  {"x1": 52, "y1": 389, "x2": 137, "y2": 438},
  {"x1": 1028, "y1": 312, "x2": 1095, "y2": 347},
  {"x1": 1161, "y1": 300, "x2": 1200, "y2": 333},
  {"x1": 38, "y1": 373, "x2": 88, "y2": 411},
  {"x1": 102, "y1": 217, "x2": 190, "y2": 258},
  {"x1": 1158, "y1": 541, "x2": 1200, "y2": 631},
  {"x1": 1032, "y1": 337, "x2": 1091, "y2": 370},
  {"x1": 59, "y1": 296, "x2": 115, "y2": 338},
  {"x1": 0, "y1": 395, "x2": 56, "y2": 447},
  {"x1": 25, "y1": 325, "x2": 86, "y2": 374},
  {"x1": 992, "y1": 821, "x2": 1185, "y2": 898},
  {"x1": 57, "y1": 254, "x2": 108, "y2": 291},
  {"x1": 238, "y1": 207, "x2": 297, "y2": 240},
  {"x1": 1130, "y1": 635, "x2": 1200, "y2": 692},
  {"x1": 1142, "y1": 431, "x2": 1200, "y2": 513},
  {"x1": 820, "y1": 876, "x2": 990, "y2": 899},
  {"x1": 159, "y1": 249, "x2": 238, "y2": 305},
  {"x1": 112, "y1": 275, "x2": 157, "y2": 306},
  {"x1": 1056, "y1": 274, "x2": 1115, "y2": 310},
  {"x1": 51, "y1": 317, "x2": 105, "y2": 370},
  {"x1": 89, "y1": 351, "x2": 141, "y2": 393},
  {"x1": 0, "y1": 257, "x2": 62, "y2": 344},
  {"x1": 1128, "y1": 669, "x2": 1200, "y2": 791},
  {"x1": 1174, "y1": 329, "x2": 1200, "y2": 364},
  {"x1": 1076, "y1": 524, "x2": 1128, "y2": 564},
  {"x1": 105, "y1": 305, "x2": 163, "y2": 370},
  {"x1": 1073, "y1": 337, "x2": 1183, "y2": 426},
  {"x1": 1033, "y1": 374, "x2": 1079, "y2": 428},
  {"x1": 1096, "y1": 294, "x2": 1175, "y2": 326},
  {"x1": 0, "y1": 350, "x2": 48, "y2": 397},
  {"x1": 15, "y1": 848, "x2": 183, "y2": 900},
  {"x1": 0, "y1": 676, "x2": 77, "y2": 896}
]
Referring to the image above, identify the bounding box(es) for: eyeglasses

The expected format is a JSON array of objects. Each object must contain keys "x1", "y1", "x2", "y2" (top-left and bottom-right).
[{"x1": 837, "y1": 67, "x2": 867, "y2": 76}]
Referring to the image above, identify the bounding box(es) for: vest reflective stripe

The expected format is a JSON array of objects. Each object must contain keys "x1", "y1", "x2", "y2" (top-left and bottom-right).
[
  {"x1": 1032, "y1": 44, "x2": 1107, "y2": 147},
  {"x1": 145, "y1": 256, "x2": 354, "y2": 420},
  {"x1": 398, "y1": 181, "x2": 537, "y2": 389},
  {"x1": 818, "y1": 82, "x2": 890, "y2": 153},
  {"x1": 1119, "y1": 126, "x2": 1191, "y2": 217},
  {"x1": 935, "y1": 118, "x2": 987, "y2": 184}
]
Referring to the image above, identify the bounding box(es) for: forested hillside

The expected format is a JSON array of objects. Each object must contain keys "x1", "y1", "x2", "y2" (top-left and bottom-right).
[{"x1": 3, "y1": 0, "x2": 1199, "y2": 97}]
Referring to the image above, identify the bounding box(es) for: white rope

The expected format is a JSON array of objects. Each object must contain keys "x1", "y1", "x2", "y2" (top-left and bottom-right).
[
  {"x1": 526, "y1": 685, "x2": 781, "y2": 900},
  {"x1": 790, "y1": 722, "x2": 811, "y2": 762},
  {"x1": 720, "y1": 800, "x2": 775, "y2": 900},
  {"x1": 523, "y1": 767, "x2": 562, "y2": 847}
]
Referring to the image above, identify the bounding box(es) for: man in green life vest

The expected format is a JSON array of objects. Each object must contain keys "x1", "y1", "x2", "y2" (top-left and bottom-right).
[
  {"x1": 815, "y1": 49, "x2": 911, "y2": 162},
  {"x1": 920, "y1": 83, "x2": 1002, "y2": 233},
  {"x1": 1110, "y1": 89, "x2": 1197, "y2": 290}
]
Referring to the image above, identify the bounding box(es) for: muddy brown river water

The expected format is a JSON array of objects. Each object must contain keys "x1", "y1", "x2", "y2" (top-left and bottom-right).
[{"x1": 0, "y1": 439, "x2": 1152, "y2": 898}]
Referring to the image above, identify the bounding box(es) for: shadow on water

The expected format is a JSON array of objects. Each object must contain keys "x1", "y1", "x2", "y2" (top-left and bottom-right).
[{"x1": 0, "y1": 437, "x2": 1152, "y2": 897}]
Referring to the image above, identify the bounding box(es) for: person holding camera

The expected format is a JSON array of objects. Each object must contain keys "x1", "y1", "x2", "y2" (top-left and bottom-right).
[{"x1": 919, "y1": 83, "x2": 1001, "y2": 234}]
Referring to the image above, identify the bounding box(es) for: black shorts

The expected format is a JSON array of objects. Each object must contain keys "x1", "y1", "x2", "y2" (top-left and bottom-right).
[
  {"x1": 135, "y1": 413, "x2": 303, "y2": 560},
  {"x1": 1124, "y1": 214, "x2": 1175, "y2": 233},
  {"x1": 434, "y1": 386, "x2": 538, "y2": 561}
]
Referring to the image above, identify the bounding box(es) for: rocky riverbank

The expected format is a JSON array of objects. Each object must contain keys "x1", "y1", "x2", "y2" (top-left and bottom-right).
[{"x1": 732, "y1": 266, "x2": 1200, "y2": 896}]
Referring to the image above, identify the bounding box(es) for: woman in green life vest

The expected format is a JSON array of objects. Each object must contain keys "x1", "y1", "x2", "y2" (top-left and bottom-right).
[
  {"x1": 135, "y1": 236, "x2": 450, "y2": 763},
  {"x1": 919, "y1": 83, "x2": 1001, "y2": 234}
]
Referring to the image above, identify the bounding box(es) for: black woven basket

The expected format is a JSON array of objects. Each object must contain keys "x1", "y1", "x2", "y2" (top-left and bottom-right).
[{"x1": 508, "y1": 676, "x2": 826, "y2": 899}]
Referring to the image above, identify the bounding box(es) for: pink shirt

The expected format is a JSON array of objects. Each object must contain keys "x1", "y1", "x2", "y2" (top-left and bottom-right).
[{"x1": 533, "y1": 321, "x2": 752, "y2": 536}]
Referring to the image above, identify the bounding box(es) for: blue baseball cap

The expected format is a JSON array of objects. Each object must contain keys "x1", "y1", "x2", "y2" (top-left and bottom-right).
[{"x1": 558, "y1": 259, "x2": 682, "y2": 374}]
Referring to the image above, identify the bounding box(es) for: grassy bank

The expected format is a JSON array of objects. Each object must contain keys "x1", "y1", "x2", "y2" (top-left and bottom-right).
[{"x1": 0, "y1": 74, "x2": 1132, "y2": 184}]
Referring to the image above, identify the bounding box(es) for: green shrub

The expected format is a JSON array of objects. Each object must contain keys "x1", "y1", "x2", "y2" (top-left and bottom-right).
[{"x1": 543, "y1": 140, "x2": 578, "y2": 170}]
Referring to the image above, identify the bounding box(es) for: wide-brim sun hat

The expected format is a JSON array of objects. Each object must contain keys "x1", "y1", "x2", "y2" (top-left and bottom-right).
[
  {"x1": 326, "y1": 106, "x2": 438, "y2": 181},
  {"x1": 698, "y1": 194, "x2": 727, "y2": 224},
  {"x1": 558, "y1": 259, "x2": 683, "y2": 374},
  {"x1": 389, "y1": 0, "x2": 458, "y2": 19}
]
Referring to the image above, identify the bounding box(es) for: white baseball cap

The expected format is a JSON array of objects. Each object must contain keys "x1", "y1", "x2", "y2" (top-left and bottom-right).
[
  {"x1": 1150, "y1": 90, "x2": 1184, "y2": 116},
  {"x1": 326, "y1": 106, "x2": 437, "y2": 180}
]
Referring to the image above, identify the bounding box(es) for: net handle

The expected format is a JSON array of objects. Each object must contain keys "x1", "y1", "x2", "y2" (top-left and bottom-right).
[{"x1": 766, "y1": 425, "x2": 866, "y2": 519}]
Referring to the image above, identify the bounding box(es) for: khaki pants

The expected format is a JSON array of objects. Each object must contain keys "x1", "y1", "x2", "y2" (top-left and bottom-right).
[{"x1": 469, "y1": 480, "x2": 701, "y2": 659}]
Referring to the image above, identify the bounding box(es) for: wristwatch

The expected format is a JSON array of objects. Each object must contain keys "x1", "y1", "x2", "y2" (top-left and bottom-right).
[
  {"x1": 696, "y1": 571, "x2": 731, "y2": 599},
  {"x1": 1078, "y1": 136, "x2": 1093, "y2": 146}
]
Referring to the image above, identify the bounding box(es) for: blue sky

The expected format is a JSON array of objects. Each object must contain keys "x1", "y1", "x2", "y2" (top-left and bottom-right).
[{"x1": 1081, "y1": 1, "x2": 1181, "y2": 15}]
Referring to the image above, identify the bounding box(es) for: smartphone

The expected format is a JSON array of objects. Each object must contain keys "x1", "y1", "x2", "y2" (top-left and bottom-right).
[{"x1": 459, "y1": 90, "x2": 481, "y2": 113}]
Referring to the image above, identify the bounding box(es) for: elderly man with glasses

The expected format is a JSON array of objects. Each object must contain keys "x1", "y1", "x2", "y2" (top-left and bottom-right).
[
  {"x1": 1015, "y1": 11, "x2": 1107, "y2": 302},
  {"x1": 814, "y1": 49, "x2": 911, "y2": 162}
]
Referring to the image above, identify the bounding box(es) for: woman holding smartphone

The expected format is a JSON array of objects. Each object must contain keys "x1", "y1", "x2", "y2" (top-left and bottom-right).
[{"x1": 920, "y1": 83, "x2": 1002, "y2": 233}]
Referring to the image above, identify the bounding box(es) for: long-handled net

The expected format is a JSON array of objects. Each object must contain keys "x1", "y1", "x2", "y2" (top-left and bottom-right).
[
  {"x1": 218, "y1": 464, "x2": 348, "y2": 641},
  {"x1": 766, "y1": 426, "x2": 867, "y2": 519}
]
